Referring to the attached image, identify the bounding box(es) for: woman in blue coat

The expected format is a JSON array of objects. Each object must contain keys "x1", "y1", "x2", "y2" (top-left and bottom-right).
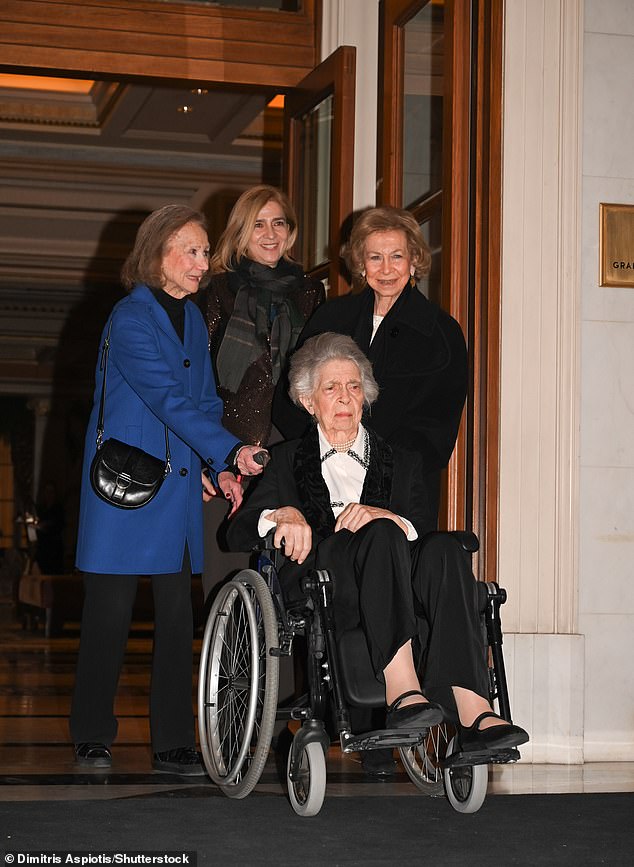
[{"x1": 70, "y1": 205, "x2": 265, "y2": 775}]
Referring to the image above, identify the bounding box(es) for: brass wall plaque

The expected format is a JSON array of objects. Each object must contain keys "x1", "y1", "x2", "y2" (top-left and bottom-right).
[{"x1": 600, "y1": 203, "x2": 634, "y2": 287}]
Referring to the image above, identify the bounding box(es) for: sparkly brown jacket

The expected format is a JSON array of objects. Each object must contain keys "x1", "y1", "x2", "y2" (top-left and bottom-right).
[{"x1": 197, "y1": 271, "x2": 324, "y2": 445}]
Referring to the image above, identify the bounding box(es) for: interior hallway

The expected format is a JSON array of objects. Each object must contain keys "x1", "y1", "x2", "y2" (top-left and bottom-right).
[{"x1": 1, "y1": 596, "x2": 632, "y2": 805}]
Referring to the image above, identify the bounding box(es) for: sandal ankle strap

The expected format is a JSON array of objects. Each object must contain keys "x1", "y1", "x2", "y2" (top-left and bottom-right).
[
  {"x1": 461, "y1": 711, "x2": 502, "y2": 732},
  {"x1": 387, "y1": 690, "x2": 426, "y2": 713}
]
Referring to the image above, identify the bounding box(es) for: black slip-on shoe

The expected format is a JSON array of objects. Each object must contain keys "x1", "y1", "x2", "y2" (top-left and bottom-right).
[
  {"x1": 74, "y1": 742, "x2": 112, "y2": 768},
  {"x1": 458, "y1": 712, "x2": 529, "y2": 753},
  {"x1": 152, "y1": 746, "x2": 206, "y2": 776},
  {"x1": 386, "y1": 690, "x2": 444, "y2": 730}
]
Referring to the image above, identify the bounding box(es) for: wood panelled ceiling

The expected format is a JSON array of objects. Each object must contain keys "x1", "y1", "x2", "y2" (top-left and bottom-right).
[{"x1": 0, "y1": 0, "x2": 320, "y2": 397}]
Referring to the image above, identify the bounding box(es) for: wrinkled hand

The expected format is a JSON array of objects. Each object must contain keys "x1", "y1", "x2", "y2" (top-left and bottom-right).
[
  {"x1": 334, "y1": 504, "x2": 408, "y2": 535},
  {"x1": 236, "y1": 445, "x2": 270, "y2": 477},
  {"x1": 268, "y1": 506, "x2": 312, "y2": 564},
  {"x1": 218, "y1": 471, "x2": 243, "y2": 516}
]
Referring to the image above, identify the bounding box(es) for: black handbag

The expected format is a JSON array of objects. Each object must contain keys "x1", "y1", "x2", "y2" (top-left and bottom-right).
[{"x1": 89, "y1": 319, "x2": 171, "y2": 509}]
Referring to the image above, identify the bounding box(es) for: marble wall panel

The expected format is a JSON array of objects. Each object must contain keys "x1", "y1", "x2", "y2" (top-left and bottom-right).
[
  {"x1": 579, "y1": 613, "x2": 634, "y2": 760},
  {"x1": 579, "y1": 466, "x2": 634, "y2": 615},
  {"x1": 580, "y1": 321, "x2": 634, "y2": 467},
  {"x1": 579, "y1": 1, "x2": 634, "y2": 761},
  {"x1": 583, "y1": 32, "x2": 634, "y2": 179},
  {"x1": 585, "y1": 0, "x2": 634, "y2": 37}
]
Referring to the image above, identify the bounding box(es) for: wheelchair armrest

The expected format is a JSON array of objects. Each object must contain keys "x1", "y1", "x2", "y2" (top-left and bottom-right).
[
  {"x1": 448, "y1": 530, "x2": 479, "y2": 553},
  {"x1": 253, "y1": 530, "x2": 288, "y2": 574},
  {"x1": 252, "y1": 529, "x2": 277, "y2": 553}
]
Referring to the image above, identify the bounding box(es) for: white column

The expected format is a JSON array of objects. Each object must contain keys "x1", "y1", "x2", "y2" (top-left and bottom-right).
[
  {"x1": 499, "y1": 0, "x2": 584, "y2": 762},
  {"x1": 321, "y1": 0, "x2": 379, "y2": 211}
]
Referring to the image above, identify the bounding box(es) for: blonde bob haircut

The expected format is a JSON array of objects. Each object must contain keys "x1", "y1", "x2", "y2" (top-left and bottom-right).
[
  {"x1": 342, "y1": 205, "x2": 432, "y2": 283},
  {"x1": 210, "y1": 185, "x2": 298, "y2": 273},
  {"x1": 121, "y1": 204, "x2": 210, "y2": 292},
  {"x1": 288, "y1": 332, "x2": 379, "y2": 411}
]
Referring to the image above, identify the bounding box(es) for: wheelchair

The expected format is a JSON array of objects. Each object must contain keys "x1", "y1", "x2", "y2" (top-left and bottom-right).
[{"x1": 197, "y1": 531, "x2": 520, "y2": 817}]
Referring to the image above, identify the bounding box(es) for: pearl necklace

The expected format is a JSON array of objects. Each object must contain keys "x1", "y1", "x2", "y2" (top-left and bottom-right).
[{"x1": 328, "y1": 437, "x2": 357, "y2": 453}]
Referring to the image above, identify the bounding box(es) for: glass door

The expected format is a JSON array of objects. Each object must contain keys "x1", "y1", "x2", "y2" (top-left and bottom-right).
[
  {"x1": 284, "y1": 46, "x2": 356, "y2": 296},
  {"x1": 378, "y1": 0, "x2": 504, "y2": 581}
]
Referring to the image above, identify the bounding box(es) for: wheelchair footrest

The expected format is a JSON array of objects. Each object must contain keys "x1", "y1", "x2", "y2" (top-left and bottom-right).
[
  {"x1": 340, "y1": 728, "x2": 426, "y2": 753},
  {"x1": 443, "y1": 747, "x2": 521, "y2": 768}
]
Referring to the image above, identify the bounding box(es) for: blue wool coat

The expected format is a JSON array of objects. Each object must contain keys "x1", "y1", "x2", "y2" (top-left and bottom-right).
[{"x1": 75, "y1": 284, "x2": 239, "y2": 575}]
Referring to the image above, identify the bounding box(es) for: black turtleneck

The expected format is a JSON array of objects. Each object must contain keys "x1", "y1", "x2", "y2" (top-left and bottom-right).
[
  {"x1": 150, "y1": 286, "x2": 187, "y2": 343},
  {"x1": 150, "y1": 286, "x2": 244, "y2": 467}
]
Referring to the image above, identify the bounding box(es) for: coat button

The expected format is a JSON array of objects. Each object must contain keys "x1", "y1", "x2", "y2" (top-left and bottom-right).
[
  {"x1": 179, "y1": 467, "x2": 188, "y2": 476},
  {"x1": 390, "y1": 327, "x2": 400, "y2": 338},
  {"x1": 183, "y1": 359, "x2": 191, "y2": 368}
]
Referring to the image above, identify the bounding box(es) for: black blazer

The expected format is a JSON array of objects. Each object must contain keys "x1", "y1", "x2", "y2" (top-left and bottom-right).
[
  {"x1": 227, "y1": 425, "x2": 435, "y2": 593},
  {"x1": 272, "y1": 284, "x2": 467, "y2": 517}
]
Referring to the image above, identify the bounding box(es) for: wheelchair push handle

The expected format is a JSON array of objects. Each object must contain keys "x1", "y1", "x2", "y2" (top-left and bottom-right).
[{"x1": 253, "y1": 450, "x2": 270, "y2": 467}]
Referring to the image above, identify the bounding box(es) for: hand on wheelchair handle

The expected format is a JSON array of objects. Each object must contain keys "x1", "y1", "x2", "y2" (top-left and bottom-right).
[{"x1": 236, "y1": 445, "x2": 270, "y2": 476}]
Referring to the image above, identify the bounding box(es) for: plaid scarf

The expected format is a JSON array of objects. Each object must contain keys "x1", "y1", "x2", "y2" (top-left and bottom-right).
[{"x1": 215, "y1": 256, "x2": 306, "y2": 393}]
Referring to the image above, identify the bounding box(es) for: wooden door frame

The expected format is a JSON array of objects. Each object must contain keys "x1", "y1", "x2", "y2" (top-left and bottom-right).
[
  {"x1": 0, "y1": 0, "x2": 321, "y2": 88},
  {"x1": 284, "y1": 45, "x2": 356, "y2": 296},
  {"x1": 377, "y1": 0, "x2": 503, "y2": 581}
]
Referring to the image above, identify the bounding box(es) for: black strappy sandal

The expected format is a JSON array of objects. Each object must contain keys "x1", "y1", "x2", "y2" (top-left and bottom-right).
[
  {"x1": 458, "y1": 711, "x2": 529, "y2": 753},
  {"x1": 386, "y1": 690, "x2": 444, "y2": 730}
]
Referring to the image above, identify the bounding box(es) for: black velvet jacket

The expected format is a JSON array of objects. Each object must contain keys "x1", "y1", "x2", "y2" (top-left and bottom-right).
[{"x1": 226, "y1": 425, "x2": 434, "y2": 590}]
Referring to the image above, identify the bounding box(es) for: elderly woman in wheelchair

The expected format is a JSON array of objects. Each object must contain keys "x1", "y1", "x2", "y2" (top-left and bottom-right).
[{"x1": 199, "y1": 331, "x2": 528, "y2": 814}]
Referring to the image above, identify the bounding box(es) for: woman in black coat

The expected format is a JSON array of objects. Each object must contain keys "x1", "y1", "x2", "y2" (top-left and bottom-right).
[{"x1": 273, "y1": 205, "x2": 467, "y2": 523}]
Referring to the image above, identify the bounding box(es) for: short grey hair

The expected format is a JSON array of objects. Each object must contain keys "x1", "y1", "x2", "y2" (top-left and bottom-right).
[{"x1": 288, "y1": 332, "x2": 379, "y2": 410}]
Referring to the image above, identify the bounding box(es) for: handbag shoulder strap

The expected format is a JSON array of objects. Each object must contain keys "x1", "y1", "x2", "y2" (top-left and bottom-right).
[
  {"x1": 95, "y1": 318, "x2": 171, "y2": 472},
  {"x1": 95, "y1": 319, "x2": 112, "y2": 449}
]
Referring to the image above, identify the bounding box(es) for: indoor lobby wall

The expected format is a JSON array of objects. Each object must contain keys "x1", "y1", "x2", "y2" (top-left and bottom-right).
[{"x1": 578, "y1": 0, "x2": 634, "y2": 762}]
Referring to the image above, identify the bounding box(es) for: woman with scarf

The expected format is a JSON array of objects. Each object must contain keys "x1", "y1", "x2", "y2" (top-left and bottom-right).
[{"x1": 197, "y1": 185, "x2": 324, "y2": 593}]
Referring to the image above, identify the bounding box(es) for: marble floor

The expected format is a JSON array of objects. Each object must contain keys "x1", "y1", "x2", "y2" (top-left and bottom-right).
[{"x1": 1, "y1": 599, "x2": 633, "y2": 804}]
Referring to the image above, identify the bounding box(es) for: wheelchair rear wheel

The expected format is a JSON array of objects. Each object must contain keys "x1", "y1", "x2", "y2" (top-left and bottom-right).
[
  {"x1": 398, "y1": 722, "x2": 451, "y2": 796},
  {"x1": 443, "y1": 736, "x2": 488, "y2": 813},
  {"x1": 287, "y1": 739, "x2": 327, "y2": 817},
  {"x1": 198, "y1": 569, "x2": 279, "y2": 798}
]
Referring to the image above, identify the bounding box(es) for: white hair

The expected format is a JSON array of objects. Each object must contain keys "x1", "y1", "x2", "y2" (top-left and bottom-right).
[{"x1": 288, "y1": 332, "x2": 379, "y2": 410}]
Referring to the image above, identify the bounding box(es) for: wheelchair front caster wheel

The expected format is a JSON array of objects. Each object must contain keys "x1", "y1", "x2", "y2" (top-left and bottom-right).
[
  {"x1": 287, "y1": 740, "x2": 327, "y2": 817},
  {"x1": 443, "y1": 736, "x2": 488, "y2": 813}
]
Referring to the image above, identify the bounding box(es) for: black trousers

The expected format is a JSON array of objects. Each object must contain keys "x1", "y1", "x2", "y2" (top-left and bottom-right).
[
  {"x1": 314, "y1": 521, "x2": 488, "y2": 714},
  {"x1": 69, "y1": 554, "x2": 195, "y2": 752}
]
